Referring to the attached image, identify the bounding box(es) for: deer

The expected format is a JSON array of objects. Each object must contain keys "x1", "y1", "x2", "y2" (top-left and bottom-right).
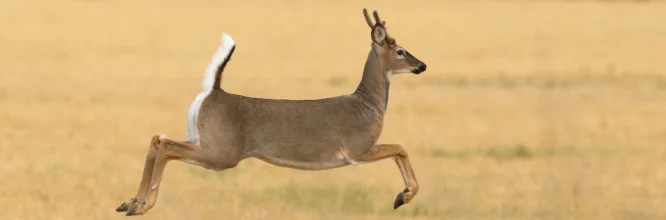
[{"x1": 116, "y1": 8, "x2": 427, "y2": 216}]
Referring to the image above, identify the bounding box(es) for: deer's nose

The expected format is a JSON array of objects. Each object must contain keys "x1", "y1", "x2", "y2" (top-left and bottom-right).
[
  {"x1": 418, "y1": 63, "x2": 427, "y2": 72},
  {"x1": 413, "y1": 63, "x2": 427, "y2": 74}
]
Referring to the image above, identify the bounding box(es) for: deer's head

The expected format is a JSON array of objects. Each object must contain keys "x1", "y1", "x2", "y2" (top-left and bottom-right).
[{"x1": 363, "y1": 9, "x2": 427, "y2": 76}]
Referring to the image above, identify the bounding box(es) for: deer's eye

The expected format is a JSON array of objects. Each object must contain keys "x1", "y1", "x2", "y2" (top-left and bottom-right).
[{"x1": 397, "y1": 50, "x2": 405, "y2": 56}]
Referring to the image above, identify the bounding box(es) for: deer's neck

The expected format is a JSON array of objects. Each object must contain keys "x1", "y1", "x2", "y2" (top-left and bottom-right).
[{"x1": 353, "y1": 47, "x2": 391, "y2": 116}]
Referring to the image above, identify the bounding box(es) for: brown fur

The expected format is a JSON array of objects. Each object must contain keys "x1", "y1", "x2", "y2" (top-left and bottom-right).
[
  {"x1": 117, "y1": 8, "x2": 427, "y2": 215},
  {"x1": 371, "y1": 114, "x2": 383, "y2": 141}
]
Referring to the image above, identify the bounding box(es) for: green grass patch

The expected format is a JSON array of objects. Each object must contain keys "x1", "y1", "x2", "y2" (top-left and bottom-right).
[
  {"x1": 265, "y1": 184, "x2": 377, "y2": 214},
  {"x1": 241, "y1": 183, "x2": 432, "y2": 217},
  {"x1": 417, "y1": 74, "x2": 666, "y2": 90},
  {"x1": 422, "y1": 144, "x2": 563, "y2": 160},
  {"x1": 421, "y1": 144, "x2": 657, "y2": 160}
]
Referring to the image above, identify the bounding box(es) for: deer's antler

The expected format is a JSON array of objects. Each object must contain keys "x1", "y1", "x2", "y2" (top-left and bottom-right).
[
  {"x1": 363, "y1": 8, "x2": 374, "y2": 28},
  {"x1": 373, "y1": 11, "x2": 382, "y2": 26}
]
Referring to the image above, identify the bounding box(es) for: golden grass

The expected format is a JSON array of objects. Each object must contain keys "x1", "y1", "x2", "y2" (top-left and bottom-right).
[{"x1": 2, "y1": 0, "x2": 666, "y2": 219}]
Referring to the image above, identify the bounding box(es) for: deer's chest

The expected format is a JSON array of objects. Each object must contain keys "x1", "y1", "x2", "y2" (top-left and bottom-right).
[{"x1": 369, "y1": 114, "x2": 384, "y2": 142}]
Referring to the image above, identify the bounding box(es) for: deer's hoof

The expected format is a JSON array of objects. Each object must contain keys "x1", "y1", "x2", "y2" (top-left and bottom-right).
[
  {"x1": 393, "y1": 188, "x2": 410, "y2": 209},
  {"x1": 116, "y1": 203, "x2": 129, "y2": 212},
  {"x1": 126, "y1": 209, "x2": 138, "y2": 216},
  {"x1": 125, "y1": 200, "x2": 149, "y2": 216},
  {"x1": 126, "y1": 206, "x2": 143, "y2": 216},
  {"x1": 393, "y1": 194, "x2": 405, "y2": 209},
  {"x1": 116, "y1": 198, "x2": 137, "y2": 212}
]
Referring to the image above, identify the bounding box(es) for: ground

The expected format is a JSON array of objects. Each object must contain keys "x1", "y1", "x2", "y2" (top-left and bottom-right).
[{"x1": 1, "y1": 0, "x2": 666, "y2": 219}]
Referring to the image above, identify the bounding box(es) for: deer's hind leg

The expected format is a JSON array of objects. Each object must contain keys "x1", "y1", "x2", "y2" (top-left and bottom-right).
[
  {"x1": 116, "y1": 135, "x2": 160, "y2": 213},
  {"x1": 118, "y1": 135, "x2": 207, "y2": 216}
]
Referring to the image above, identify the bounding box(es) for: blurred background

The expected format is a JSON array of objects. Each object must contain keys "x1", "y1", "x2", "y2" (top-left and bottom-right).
[{"x1": 2, "y1": 0, "x2": 666, "y2": 219}]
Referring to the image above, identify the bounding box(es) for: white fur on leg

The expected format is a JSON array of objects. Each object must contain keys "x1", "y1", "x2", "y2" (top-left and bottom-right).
[
  {"x1": 337, "y1": 149, "x2": 366, "y2": 166},
  {"x1": 158, "y1": 134, "x2": 169, "y2": 141}
]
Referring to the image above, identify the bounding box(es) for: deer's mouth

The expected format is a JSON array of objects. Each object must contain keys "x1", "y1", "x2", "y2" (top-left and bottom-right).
[{"x1": 412, "y1": 63, "x2": 427, "y2": 74}]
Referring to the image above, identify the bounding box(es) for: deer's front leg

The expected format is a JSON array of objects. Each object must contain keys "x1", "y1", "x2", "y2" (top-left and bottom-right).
[{"x1": 351, "y1": 144, "x2": 419, "y2": 209}]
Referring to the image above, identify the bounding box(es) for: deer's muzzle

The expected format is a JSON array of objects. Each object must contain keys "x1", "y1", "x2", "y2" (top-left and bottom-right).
[{"x1": 412, "y1": 63, "x2": 427, "y2": 74}]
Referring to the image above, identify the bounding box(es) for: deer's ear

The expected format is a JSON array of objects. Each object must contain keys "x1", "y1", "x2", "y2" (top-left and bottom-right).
[{"x1": 371, "y1": 25, "x2": 387, "y2": 46}]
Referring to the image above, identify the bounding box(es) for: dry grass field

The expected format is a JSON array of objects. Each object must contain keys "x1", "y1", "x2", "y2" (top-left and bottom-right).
[{"x1": 2, "y1": 0, "x2": 666, "y2": 219}]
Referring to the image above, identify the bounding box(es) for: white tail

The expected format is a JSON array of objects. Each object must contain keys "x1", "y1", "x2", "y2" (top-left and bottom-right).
[
  {"x1": 202, "y1": 33, "x2": 235, "y2": 91},
  {"x1": 187, "y1": 33, "x2": 235, "y2": 143}
]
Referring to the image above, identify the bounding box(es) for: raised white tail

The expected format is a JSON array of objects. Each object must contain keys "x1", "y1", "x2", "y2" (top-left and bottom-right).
[
  {"x1": 187, "y1": 33, "x2": 236, "y2": 143},
  {"x1": 203, "y1": 33, "x2": 236, "y2": 91}
]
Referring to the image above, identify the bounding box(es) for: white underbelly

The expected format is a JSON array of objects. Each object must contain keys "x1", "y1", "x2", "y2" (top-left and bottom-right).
[{"x1": 257, "y1": 155, "x2": 350, "y2": 170}]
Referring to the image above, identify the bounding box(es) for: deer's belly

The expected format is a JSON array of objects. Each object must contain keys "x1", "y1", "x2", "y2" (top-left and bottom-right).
[{"x1": 256, "y1": 154, "x2": 350, "y2": 170}]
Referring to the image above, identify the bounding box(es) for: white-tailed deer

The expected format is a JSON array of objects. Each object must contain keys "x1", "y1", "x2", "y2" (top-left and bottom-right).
[{"x1": 116, "y1": 8, "x2": 427, "y2": 216}]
